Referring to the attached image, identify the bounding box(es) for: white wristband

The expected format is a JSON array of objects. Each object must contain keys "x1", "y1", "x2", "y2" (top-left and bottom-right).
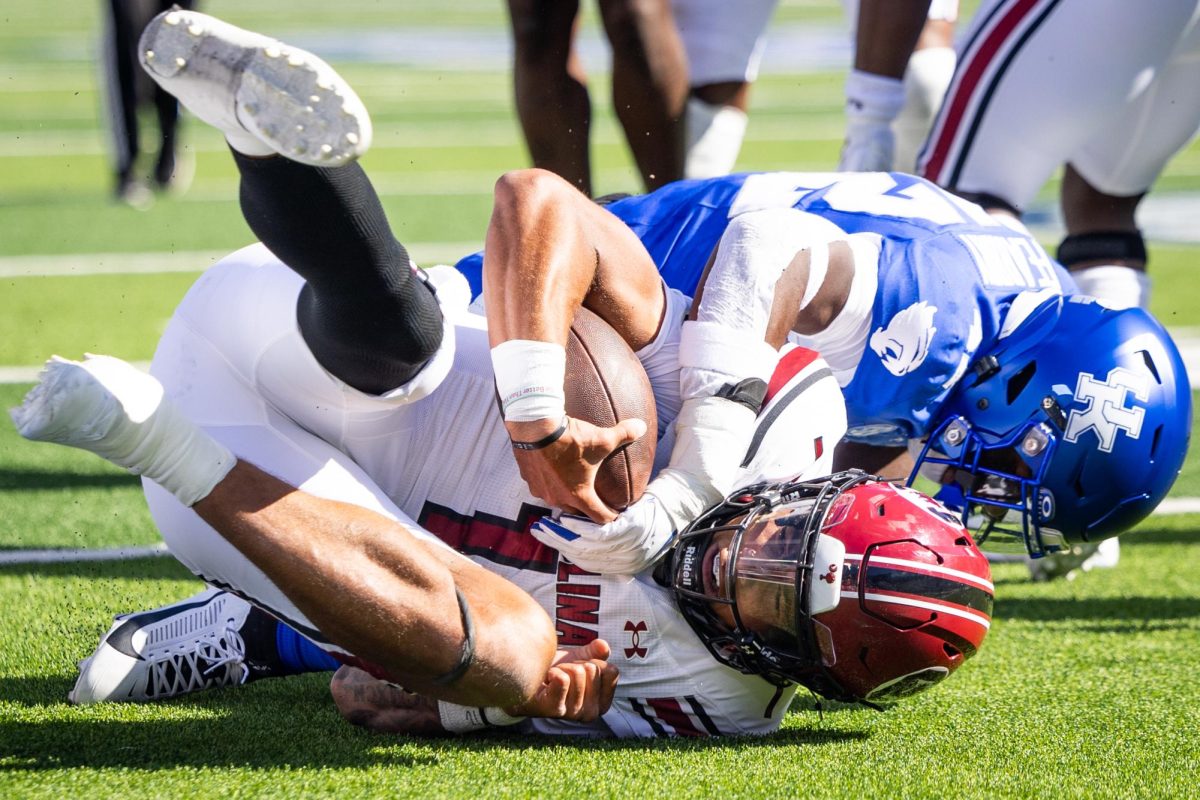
[
  {"x1": 437, "y1": 701, "x2": 526, "y2": 734},
  {"x1": 490, "y1": 339, "x2": 566, "y2": 422}
]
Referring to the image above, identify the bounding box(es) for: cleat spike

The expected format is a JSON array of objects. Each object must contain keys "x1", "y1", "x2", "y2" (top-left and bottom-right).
[
  {"x1": 174, "y1": 57, "x2": 186, "y2": 68},
  {"x1": 345, "y1": 132, "x2": 358, "y2": 145},
  {"x1": 264, "y1": 46, "x2": 280, "y2": 58},
  {"x1": 164, "y1": 11, "x2": 181, "y2": 25}
]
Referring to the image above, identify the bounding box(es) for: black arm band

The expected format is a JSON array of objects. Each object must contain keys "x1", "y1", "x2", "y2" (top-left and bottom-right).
[
  {"x1": 716, "y1": 377, "x2": 769, "y2": 413},
  {"x1": 432, "y1": 587, "x2": 476, "y2": 687},
  {"x1": 510, "y1": 417, "x2": 568, "y2": 451}
]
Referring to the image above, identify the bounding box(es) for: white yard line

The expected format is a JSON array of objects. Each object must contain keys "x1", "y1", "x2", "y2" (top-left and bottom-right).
[
  {"x1": 0, "y1": 241, "x2": 480, "y2": 278},
  {"x1": 0, "y1": 543, "x2": 170, "y2": 565}
]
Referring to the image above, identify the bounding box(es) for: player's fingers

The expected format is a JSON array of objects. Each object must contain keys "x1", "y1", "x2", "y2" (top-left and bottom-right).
[
  {"x1": 613, "y1": 417, "x2": 648, "y2": 447},
  {"x1": 597, "y1": 660, "x2": 619, "y2": 714},
  {"x1": 566, "y1": 661, "x2": 600, "y2": 719},
  {"x1": 538, "y1": 668, "x2": 570, "y2": 718},
  {"x1": 573, "y1": 487, "x2": 617, "y2": 524},
  {"x1": 581, "y1": 638, "x2": 612, "y2": 662}
]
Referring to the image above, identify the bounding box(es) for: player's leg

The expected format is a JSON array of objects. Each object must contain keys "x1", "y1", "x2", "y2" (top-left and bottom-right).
[
  {"x1": 137, "y1": 8, "x2": 444, "y2": 396},
  {"x1": 102, "y1": 0, "x2": 152, "y2": 207},
  {"x1": 599, "y1": 0, "x2": 688, "y2": 190},
  {"x1": 892, "y1": 6, "x2": 956, "y2": 173},
  {"x1": 919, "y1": 0, "x2": 1195, "y2": 214},
  {"x1": 839, "y1": 0, "x2": 928, "y2": 172},
  {"x1": 671, "y1": 0, "x2": 776, "y2": 178},
  {"x1": 507, "y1": 0, "x2": 593, "y2": 195},
  {"x1": 146, "y1": 0, "x2": 195, "y2": 190},
  {"x1": 1060, "y1": 6, "x2": 1200, "y2": 312}
]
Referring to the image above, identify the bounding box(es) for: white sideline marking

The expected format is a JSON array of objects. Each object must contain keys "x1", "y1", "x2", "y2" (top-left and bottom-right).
[
  {"x1": 0, "y1": 241, "x2": 479, "y2": 278},
  {"x1": 1156, "y1": 497, "x2": 1200, "y2": 515},
  {"x1": 0, "y1": 543, "x2": 169, "y2": 565},
  {"x1": 0, "y1": 362, "x2": 151, "y2": 384}
]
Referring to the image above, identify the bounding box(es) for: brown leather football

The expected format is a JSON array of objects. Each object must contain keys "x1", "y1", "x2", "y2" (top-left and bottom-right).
[{"x1": 565, "y1": 306, "x2": 657, "y2": 510}]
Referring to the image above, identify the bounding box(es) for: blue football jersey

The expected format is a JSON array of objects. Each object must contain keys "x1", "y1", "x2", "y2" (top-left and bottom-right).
[{"x1": 456, "y1": 172, "x2": 1076, "y2": 445}]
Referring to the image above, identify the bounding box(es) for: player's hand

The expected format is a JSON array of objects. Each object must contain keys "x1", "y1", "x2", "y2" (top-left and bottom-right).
[
  {"x1": 530, "y1": 494, "x2": 677, "y2": 574},
  {"x1": 508, "y1": 639, "x2": 619, "y2": 721},
  {"x1": 838, "y1": 119, "x2": 895, "y2": 172},
  {"x1": 507, "y1": 415, "x2": 647, "y2": 523},
  {"x1": 330, "y1": 665, "x2": 446, "y2": 735}
]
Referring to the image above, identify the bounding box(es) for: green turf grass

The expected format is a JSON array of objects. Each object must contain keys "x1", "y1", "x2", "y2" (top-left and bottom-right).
[{"x1": 2, "y1": 0, "x2": 1199, "y2": 796}]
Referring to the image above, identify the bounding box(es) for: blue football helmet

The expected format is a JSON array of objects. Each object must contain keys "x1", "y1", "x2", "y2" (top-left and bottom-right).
[{"x1": 911, "y1": 295, "x2": 1191, "y2": 557}]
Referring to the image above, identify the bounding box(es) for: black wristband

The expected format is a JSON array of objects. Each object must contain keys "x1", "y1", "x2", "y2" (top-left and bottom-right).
[{"x1": 510, "y1": 417, "x2": 568, "y2": 451}]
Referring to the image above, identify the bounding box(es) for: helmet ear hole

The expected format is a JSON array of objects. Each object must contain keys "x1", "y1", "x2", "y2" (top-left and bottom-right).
[
  {"x1": 1149, "y1": 425, "x2": 1162, "y2": 460},
  {"x1": 943, "y1": 643, "x2": 961, "y2": 660},
  {"x1": 1006, "y1": 361, "x2": 1037, "y2": 405}
]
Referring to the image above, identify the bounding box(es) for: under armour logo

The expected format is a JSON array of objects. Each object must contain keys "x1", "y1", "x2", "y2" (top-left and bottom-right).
[
  {"x1": 624, "y1": 620, "x2": 648, "y2": 659},
  {"x1": 819, "y1": 564, "x2": 839, "y2": 584},
  {"x1": 1063, "y1": 367, "x2": 1150, "y2": 453}
]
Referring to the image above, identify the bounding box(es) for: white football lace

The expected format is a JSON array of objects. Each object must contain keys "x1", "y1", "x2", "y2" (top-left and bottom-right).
[{"x1": 146, "y1": 628, "x2": 249, "y2": 699}]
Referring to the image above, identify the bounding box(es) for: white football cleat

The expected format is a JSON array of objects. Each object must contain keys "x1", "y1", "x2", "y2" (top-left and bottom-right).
[
  {"x1": 70, "y1": 588, "x2": 253, "y2": 704},
  {"x1": 138, "y1": 8, "x2": 371, "y2": 166}
]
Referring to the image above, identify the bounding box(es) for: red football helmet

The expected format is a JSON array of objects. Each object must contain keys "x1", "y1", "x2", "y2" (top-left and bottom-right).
[{"x1": 667, "y1": 470, "x2": 993, "y2": 705}]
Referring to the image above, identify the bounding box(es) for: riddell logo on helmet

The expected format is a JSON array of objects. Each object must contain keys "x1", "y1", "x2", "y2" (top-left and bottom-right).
[{"x1": 1064, "y1": 367, "x2": 1150, "y2": 452}]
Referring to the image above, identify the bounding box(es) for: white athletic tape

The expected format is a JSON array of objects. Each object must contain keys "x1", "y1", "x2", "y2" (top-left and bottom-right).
[{"x1": 490, "y1": 339, "x2": 566, "y2": 422}]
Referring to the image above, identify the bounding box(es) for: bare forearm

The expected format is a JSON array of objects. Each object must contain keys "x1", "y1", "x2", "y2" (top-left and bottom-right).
[{"x1": 194, "y1": 461, "x2": 556, "y2": 707}]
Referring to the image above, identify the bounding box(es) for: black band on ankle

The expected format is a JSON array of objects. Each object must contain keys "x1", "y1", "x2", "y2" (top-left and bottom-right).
[
  {"x1": 432, "y1": 588, "x2": 476, "y2": 686},
  {"x1": 1057, "y1": 231, "x2": 1147, "y2": 268}
]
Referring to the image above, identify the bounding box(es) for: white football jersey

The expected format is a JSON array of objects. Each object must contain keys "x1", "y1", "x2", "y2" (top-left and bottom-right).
[
  {"x1": 485, "y1": 560, "x2": 799, "y2": 738},
  {"x1": 146, "y1": 246, "x2": 843, "y2": 737}
]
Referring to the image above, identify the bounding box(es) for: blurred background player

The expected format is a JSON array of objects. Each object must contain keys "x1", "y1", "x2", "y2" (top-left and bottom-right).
[
  {"x1": 670, "y1": 0, "x2": 777, "y2": 179},
  {"x1": 505, "y1": 0, "x2": 687, "y2": 195},
  {"x1": 915, "y1": 0, "x2": 1200, "y2": 576},
  {"x1": 672, "y1": 0, "x2": 959, "y2": 179},
  {"x1": 839, "y1": 0, "x2": 958, "y2": 173},
  {"x1": 101, "y1": 0, "x2": 197, "y2": 207}
]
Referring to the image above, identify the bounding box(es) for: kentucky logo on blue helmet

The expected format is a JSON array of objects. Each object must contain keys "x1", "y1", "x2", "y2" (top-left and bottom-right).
[
  {"x1": 911, "y1": 294, "x2": 1191, "y2": 558},
  {"x1": 1063, "y1": 367, "x2": 1149, "y2": 453}
]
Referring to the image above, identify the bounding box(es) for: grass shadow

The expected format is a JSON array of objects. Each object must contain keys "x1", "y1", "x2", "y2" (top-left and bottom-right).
[
  {"x1": 0, "y1": 669, "x2": 868, "y2": 770},
  {"x1": 0, "y1": 555, "x2": 194, "y2": 581},
  {"x1": 995, "y1": 595, "x2": 1200, "y2": 628},
  {"x1": 0, "y1": 469, "x2": 140, "y2": 491}
]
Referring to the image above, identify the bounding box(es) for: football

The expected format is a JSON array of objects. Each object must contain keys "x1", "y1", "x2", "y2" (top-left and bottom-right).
[{"x1": 565, "y1": 306, "x2": 657, "y2": 511}]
